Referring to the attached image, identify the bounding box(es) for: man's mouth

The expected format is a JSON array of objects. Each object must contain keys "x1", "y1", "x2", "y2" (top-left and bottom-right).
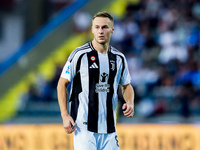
[{"x1": 99, "y1": 36, "x2": 104, "y2": 39}]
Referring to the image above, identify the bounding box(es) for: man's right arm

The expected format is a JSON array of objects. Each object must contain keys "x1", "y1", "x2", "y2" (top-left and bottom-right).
[{"x1": 57, "y1": 77, "x2": 76, "y2": 134}]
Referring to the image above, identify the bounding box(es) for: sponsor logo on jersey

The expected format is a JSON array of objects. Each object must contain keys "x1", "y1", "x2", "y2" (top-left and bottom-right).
[
  {"x1": 100, "y1": 72, "x2": 108, "y2": 82},
  {"x1": 95, "y1": 83, "x2": 110, "y2": 93},
  {"x1": 95, "y1": 72, "x2": 110, "y2": 93}
]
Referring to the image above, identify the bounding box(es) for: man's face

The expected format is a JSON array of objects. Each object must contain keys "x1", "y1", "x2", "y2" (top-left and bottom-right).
[{"x1": 92, "y1": 17, "x2": 114, "y2": 44}]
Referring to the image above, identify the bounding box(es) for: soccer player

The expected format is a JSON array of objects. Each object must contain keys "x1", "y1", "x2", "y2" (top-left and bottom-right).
[{"x1": 57, "y1": 11, "x2": 134, "y2": 150}]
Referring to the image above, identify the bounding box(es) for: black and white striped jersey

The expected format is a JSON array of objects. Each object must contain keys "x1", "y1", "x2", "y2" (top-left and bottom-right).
[{"x1": 61, "y1": 42, "x2": 131, "y2": 133}]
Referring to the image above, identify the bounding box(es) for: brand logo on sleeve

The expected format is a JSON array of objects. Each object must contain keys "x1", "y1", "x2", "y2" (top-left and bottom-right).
[{"x1": 65, "y1": 65, "x2": 70, "y2": 74}]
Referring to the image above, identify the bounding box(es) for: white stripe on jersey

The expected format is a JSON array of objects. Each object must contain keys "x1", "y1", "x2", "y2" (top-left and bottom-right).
[{"x1": 98, "y1": 52, "x2": 109, "y2": 133}]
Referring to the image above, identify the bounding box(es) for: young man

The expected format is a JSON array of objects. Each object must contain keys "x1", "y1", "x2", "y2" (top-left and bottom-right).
[{"x1": 57, "y1": 11, "x2": 134, "y2": 150}]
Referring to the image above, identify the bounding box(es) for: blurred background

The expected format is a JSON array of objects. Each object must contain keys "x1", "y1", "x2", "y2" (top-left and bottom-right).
[{"x1": 0, "y1": 0, "x2": 200, "y2": 149}]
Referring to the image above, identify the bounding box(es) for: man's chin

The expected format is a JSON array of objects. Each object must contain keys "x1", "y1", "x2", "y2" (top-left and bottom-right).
[{"x1": 97, "y1": 40, "x2": 106, "y2": 44}]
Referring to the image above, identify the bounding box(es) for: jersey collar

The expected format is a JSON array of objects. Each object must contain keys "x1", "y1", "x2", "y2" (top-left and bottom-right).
[{"x1": 89, "y1": 41, "x2": 111, "y2": 53}]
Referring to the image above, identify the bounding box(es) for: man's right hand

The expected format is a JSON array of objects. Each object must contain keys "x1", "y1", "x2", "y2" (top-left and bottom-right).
[{"x1": 63, "y1": 115, "x2": 76, "y2": 134}]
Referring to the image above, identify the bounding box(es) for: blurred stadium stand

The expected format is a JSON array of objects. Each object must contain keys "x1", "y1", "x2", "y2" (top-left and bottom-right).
[
  {"x1": 0, "y1": 0, "x2": 130, "y2": 123},
  {"x1": 0, "y1": 0, "x2": 200, "y2": 124}
]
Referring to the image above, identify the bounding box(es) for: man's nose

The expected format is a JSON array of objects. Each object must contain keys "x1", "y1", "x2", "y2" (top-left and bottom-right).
[{"x1": 98, "y1": 28, "x2": 103, "y2": 33}]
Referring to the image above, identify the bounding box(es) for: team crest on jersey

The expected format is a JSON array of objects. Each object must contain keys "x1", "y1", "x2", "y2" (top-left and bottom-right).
[
  {"x1": 91, "y1": 56, "x2": 96, "y2": 61},
  {"x1": 110, "y1": 60, "x2": 115, "y2": 71}
]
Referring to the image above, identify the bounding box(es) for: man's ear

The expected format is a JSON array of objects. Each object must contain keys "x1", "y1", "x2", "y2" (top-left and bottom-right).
[{"x1": 111, "y1": 26, "x2": 114, "y2": 34}]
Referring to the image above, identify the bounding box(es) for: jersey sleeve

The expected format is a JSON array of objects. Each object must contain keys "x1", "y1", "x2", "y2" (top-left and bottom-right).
[
  {"x1": 119, "y1": 56, "x2": 131, "y2": 85},
  {"x1": 60, "y1": 51, "x2": 78, "y2": 82},
  {"x1": 60, "y1": 61, "x2": 71, "y2": 81}
]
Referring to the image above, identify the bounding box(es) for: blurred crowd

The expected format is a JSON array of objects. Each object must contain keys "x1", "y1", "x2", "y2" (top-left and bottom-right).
[
  {"x1": 112, "y1": 0, "x2": 200, "y2": 118},
  {"x1": 22, "y1": 0, "x2": 200, "y2": 119}
]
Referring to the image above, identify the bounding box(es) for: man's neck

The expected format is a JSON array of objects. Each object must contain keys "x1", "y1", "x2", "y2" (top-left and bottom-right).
[{"x1": 92, "y1": 40, "x2": 109, "y2": 54}]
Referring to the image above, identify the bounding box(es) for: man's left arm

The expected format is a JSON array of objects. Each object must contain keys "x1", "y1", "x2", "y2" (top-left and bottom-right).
[{"x1": 121, "y1": 83, "x2": 134, "y2": 117}]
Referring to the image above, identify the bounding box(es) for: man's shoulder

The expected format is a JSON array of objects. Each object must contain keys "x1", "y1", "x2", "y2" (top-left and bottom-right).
[
  {"x1": 110, "y1": 46, "x2": 125, "y2": 57},
  {"x1": 68, "y1": 42, "x2": 92, "y2": 62},
  {"x1": 76, "y1": 42, "x2": 91, "y2": 50},
  {"x1": 74, "y1": 42, "x2": 91, "y2": 54}
]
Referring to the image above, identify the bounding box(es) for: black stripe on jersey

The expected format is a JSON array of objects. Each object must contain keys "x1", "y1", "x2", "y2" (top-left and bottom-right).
[
  {"x1": 118, "y1": 55, "x2": 125, "y2": 77},
  {"x1": 87, "y1": 50, "x2": 99, "y2": 133},
  {"x1": 107, "y1": 51, "x2": 117, "y2": 133},
  {"x1": 89, "y1": 42, "x2": 95, "y2": 51},
  {"x1": 68, "y1": 43, "x2": 90, "y2": 62},
  {"x1": 70, "y1": 53, "x2": 85, "y2": 122}
]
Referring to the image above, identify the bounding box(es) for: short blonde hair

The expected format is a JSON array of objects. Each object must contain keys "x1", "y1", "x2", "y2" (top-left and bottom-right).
[{"x1": 92, "y1": 11, "x2": 114, "y2": 22}]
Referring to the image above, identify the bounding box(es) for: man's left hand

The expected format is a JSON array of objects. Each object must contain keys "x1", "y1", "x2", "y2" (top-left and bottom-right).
[{"x1": 122, "y1": 103, "x2": 134, "y2": 117}]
